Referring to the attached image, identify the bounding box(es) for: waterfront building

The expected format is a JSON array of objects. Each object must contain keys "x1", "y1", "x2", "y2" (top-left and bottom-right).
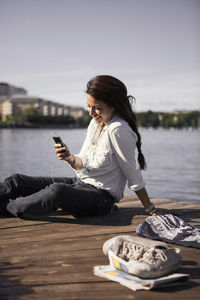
[
  {"x1": 0, "y1": 83, "x2": 84, "y2": 121},
  {"x1": 0, "y1": 82, "x2": 27, "y2": 97}
]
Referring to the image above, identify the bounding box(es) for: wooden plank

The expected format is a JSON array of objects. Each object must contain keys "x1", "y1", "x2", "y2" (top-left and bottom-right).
[
  {"x1": 1, "y1": 244, "x2": 200, "y2": 285},
  {"x1": 1, "y1": 196, "x2": 200, "y2": 299}
]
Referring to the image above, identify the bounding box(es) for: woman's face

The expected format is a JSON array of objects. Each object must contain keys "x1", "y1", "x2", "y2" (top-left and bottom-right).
[{"x1": 87, "y1": 94, "x2": 114, "y2": 125}]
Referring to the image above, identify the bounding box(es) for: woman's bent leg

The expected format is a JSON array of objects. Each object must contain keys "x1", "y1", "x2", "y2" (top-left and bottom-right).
[
  {"x1": 5, "y1": 182, "x2": 114, "y2": 218},
  {"x1": 0, "y1": 173, "x2": 76, "y2": 200},
  {"x1": 6, "y1": 183, "x2": 64, "y2": 217},
  {"x1": 54, "y1": 182, "x2": 114, "y2": 217}
]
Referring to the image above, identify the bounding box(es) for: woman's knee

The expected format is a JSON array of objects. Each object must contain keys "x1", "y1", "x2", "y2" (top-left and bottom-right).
[
  {"x1": 5, "y1": 173, "x2": 23, "y2": 185},
  {"x1": 49, "y1": 183, "x2": 66, "y2": 198},
  {"x1": 4, "y1": 174, "x2": 24, "y2": 193}
]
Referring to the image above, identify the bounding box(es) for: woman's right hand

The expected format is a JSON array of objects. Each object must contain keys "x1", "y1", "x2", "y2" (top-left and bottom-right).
[{"x1": 54, "y1": 143, "x2": 71, "y2": 161}]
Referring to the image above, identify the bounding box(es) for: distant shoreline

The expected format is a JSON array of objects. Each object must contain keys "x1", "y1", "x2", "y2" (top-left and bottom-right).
[
  {"x1": 0, "y1": 124, "x2": 199, "y2": 130},
  {"x1": 0, "y1": 124, "x2": 87, "y2": 129}
]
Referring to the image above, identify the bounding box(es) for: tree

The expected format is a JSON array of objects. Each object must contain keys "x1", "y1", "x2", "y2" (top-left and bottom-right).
[
  {"x1": 76, "y1": 111, "x2": 91, "y2": 127},
  {"x1": 21, "y1": 106, "x2": 39, "y2": 120}
]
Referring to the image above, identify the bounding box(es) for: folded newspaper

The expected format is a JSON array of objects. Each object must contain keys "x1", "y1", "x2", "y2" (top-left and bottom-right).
[{"x1": 94, "y1": 250, "x2": 190, "y2": 291}]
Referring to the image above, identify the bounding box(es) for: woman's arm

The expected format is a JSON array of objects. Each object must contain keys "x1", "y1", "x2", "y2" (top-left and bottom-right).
[
  {"x1": 135, "y1": 187, "x2": 159, "y2": 216},
  {"x1": 65, "y1": 153, "x2": 83, "y2": 171},
  {"x1": 54, "y1": 143, "x2": 83, "y2": 171},
  {"x1": 54, "y1": 119, "x2": 93, "y2": 171}
]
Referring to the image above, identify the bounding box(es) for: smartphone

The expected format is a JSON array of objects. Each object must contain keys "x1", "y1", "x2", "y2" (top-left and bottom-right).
[{"x1": 53, "y1": 136, "x2": 65, "y2": 147}]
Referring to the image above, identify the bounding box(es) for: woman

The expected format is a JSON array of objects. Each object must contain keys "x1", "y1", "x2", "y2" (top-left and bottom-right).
[{"x1": 0, "y1": 75, "x2": 158, "y2": 218}]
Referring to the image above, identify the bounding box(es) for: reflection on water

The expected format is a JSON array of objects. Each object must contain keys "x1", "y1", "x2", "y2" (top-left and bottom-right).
[{"x1": 0, "y1": 128, "x2": 200, "y2": 203}]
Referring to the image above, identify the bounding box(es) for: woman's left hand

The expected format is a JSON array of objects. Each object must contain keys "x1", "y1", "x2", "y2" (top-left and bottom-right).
[{"x1": 150, "y1": 208, "x2": 163, "y2": 216}]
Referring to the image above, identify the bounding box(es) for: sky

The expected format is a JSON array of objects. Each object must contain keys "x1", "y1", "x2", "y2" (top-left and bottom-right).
[{"x1": 0, "y1": 0, "x2": 199, "y2": 112}]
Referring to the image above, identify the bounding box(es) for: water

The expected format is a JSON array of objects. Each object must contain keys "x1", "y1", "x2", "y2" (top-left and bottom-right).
[{"x1": 0, "y1": 128, "x2": 200, "y2": 204}]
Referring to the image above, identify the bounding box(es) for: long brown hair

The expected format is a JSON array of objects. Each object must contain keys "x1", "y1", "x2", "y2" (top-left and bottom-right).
[{"x1": 86, "y1": 75, "x2": 146, "y2": 170}]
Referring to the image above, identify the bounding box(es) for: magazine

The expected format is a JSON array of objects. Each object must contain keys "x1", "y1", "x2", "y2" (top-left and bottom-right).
[{"x1": 94, "y1": 250, "x2": 190, "y2": 291}]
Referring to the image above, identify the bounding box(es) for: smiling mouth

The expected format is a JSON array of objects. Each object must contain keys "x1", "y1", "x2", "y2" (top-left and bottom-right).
[{"x1": 94, "y1": 116, "x2": 102, "y2": 121}]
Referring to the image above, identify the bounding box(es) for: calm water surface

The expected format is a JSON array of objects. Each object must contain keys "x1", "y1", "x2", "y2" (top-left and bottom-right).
[{"x1": 0, "y1": 128, "x2": 199, "y2": 204}]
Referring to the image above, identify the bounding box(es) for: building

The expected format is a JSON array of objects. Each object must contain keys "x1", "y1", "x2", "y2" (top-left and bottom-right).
[
  {"x1": 0, "y1": 96, "x2": 7, "y2": 117},
  {"x1": 0, "y1": 83, "x2": 84, "y2": 121},
  {"x1": 68, "y1": 106, "x2": 85, "y2": 119},
  {"x1": 0, "y1": 82, "x2": 27, "y2": 97},
  {"x1": 1, "y1": 96, "x2": 44, "y2": 120}
]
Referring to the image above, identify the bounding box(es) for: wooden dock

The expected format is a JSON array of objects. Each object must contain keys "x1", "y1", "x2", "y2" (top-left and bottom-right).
[{"x1": 1, "y1": 196, "x2": 200, "y2": 300}]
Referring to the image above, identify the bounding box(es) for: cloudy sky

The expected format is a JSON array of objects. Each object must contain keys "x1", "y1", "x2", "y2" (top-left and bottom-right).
[{"x1": 0, "y1": 0, "x2": 199, "y2": 112}]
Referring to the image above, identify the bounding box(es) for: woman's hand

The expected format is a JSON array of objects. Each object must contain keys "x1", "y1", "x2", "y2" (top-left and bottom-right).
[
  {"x1": 54, "y1": 143, "x2": 83, "y2": 171},
  {"x1": 150, "y1": 208, "x2": 163, "y2": 216},
  {"x1": 54, "y1": 143, "x2": 71, "y2": 161}
]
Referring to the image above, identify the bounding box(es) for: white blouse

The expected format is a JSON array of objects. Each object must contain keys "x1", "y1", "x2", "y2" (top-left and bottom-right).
[{"x1": 76, "y1": 116, "x2": 145, "y2": 202}]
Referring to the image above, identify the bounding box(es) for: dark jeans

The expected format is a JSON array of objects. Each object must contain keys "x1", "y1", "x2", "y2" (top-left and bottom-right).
[{"x1": 0, "y1": 174, "x2": 114, "y2": 218}]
